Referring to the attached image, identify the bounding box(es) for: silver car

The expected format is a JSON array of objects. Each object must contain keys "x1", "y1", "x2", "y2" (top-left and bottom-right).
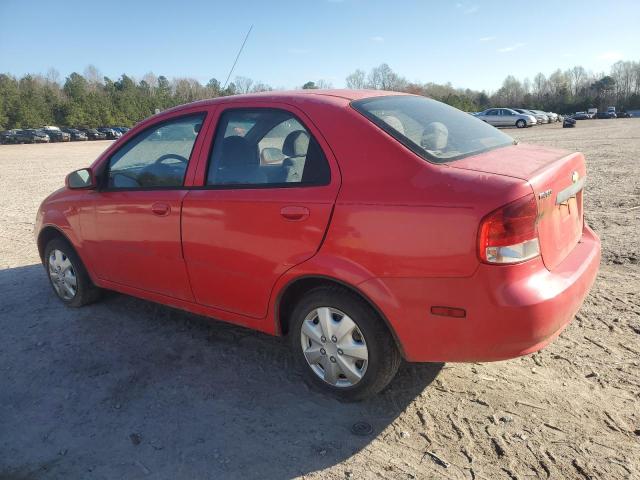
[
  {"x1": 529, "y1": 110, "x2": 551, "y2": 123},
  {"x1": 476, "y1": 108, "x2": 536, "y2": 128},
  {"x1": 513, "y1": 108, "x2": 546, "y2": 125}
]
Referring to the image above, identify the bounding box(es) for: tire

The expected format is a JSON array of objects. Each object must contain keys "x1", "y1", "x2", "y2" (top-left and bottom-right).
[
  {"x1": 289, "y1": 285, "x2": 401, "y2": 401},
  {"x1": 44, "y1": 237, "x2": 101, "y2": 307},
  {"x1": 516, "y1": 119, "x2": 526, "y2": 128}
]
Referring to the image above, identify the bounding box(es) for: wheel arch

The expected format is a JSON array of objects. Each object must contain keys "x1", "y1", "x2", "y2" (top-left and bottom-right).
[
  {"x1": 37, "y1": 225, "x2": 72, "y2": 263},
  {"x1": 275, "y1": 275, "x2": 406, "y2": 358},
  {"x1": 37, "y1": 226, "x2": 93, "y2": 283}
]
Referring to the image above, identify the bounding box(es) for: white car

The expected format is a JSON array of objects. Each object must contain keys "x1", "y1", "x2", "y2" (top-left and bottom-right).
[
  {"x1": 513, "y1": 109, "x2": 546, "y2": 125},
  {"x1": 476, "y1": 108, "x2": 536, "y2": 128}
]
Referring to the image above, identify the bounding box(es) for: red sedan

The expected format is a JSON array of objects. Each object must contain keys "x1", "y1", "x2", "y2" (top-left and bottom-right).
[{"x1": 35, "y1": 90, "x2": 600, "y2": 400}]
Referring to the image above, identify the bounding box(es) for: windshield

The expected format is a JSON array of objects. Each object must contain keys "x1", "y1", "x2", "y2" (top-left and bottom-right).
[{"x1": 352, "y1": 95, "x2": 514, "y2": 163}]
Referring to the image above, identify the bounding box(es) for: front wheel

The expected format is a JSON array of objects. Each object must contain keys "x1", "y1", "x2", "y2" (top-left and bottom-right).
[
  {"x1": 289, "y1": 286, "x2": 401, "y2": 401},
  {"x1": 44, "y1": 237, "x2": 101, "y2": 307},
  {"x1": 516, "y1": 119, "x2": 526, "y2": 128}
]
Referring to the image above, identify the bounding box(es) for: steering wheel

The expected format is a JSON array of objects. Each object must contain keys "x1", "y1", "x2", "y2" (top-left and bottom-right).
[{"x1": 154, "y1": 153, "x2": 188, "y2": 165}]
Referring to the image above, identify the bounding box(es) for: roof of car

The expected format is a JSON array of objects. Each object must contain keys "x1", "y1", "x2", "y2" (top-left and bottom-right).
[{"x1": 157, "y1": 89, "x2": 405, "y2": 116}]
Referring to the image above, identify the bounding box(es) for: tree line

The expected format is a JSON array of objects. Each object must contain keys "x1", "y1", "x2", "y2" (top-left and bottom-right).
[
  {"x1": 345, "y1": 60, "x2": 640, "y2": 114},
  {"x1": 1, "y1": 60, "x2": 639, "y2": 130}
]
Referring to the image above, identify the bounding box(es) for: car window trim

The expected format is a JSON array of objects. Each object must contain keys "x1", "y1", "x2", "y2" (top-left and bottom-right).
[
  {"x1": 202, "y1": 106, "x2": 331, "y2": 190},
  {"x1": 98, "y1": 111, "x2": 208, "y2": 192}
]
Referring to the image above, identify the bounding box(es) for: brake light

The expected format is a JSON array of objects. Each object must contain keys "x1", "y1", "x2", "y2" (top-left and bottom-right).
[{"x1": 478, "y1": 193, "x2": 540, "y2": 264}]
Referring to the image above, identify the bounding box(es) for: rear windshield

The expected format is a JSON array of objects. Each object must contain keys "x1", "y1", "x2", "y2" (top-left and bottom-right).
[{"x1": 352, "y1": 95, "x2": 515, "y2": 163}]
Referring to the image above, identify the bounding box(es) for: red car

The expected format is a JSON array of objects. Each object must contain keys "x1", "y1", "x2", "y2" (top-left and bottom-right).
[{"x1": 35, "y1": 90, "x2": 600, "y2": 400}]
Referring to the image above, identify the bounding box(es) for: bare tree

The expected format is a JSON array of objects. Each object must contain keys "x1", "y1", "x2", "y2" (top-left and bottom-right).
[
  {"x1": 83, "y1": 65, "x2": 103, "y2": 91},
  {"x1": 315, "y1": 79, "x2": 333, "y2": 89},
  {"x1": 568, "y1": 66, "x2": 586, "y2": 97},
  {"x1": 346, "y1": 69, "x2": 366, "y2": 89},
  {"x1": 533, "y1": 73, "x2": 547, "y2": 100},
  {"x1": 45, "y1": 68, "x2": 61, "y2": 86},
  {"x1": 234, "y1": 76, "x2": 254, "y2": 94},
  {"x1": 142, "y1": 72, "x2": 158, "y2": 90}
]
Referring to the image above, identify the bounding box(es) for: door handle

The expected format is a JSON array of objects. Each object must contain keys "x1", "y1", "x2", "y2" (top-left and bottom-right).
[
  {"x1": 151, "y1": 202, "x2": 171, "y2": 216},
  {"x1": 280, "y1": 206, "x2": 310, "y2": 221}
]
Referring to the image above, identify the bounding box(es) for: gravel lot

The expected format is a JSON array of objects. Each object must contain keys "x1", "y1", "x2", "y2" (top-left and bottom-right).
[{"x1": 1, "y1": 120, "x2": 639, "y2": 479}]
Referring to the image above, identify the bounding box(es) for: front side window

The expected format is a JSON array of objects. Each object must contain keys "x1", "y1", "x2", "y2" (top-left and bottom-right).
[
  {"x1": 352, "y1": 96, "x2": 515, "y2": 163},
  {"x1": 206, "y1": 109, "x2": 330, "y2": 186},
  {"x1": 106, "y1": 114, "x2": 205, "y2": 189}
]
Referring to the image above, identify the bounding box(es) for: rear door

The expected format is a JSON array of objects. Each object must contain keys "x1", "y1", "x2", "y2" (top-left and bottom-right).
[{"x1": 182, "y1": 104, "x2": 340, "y2": 318}]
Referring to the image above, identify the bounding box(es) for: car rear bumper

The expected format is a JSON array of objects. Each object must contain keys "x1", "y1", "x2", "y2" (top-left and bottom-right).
[{"x1": 359, "y1": 224, "x2": 600, "y2": 362}]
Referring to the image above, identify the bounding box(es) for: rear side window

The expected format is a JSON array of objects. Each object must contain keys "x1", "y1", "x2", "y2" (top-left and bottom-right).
[
  {"x1": 353, "y1": 96, "x2": 515, "y2": 163},
  {"x1": 206, "y1": 109, "x2": 330, "y2": 187}
]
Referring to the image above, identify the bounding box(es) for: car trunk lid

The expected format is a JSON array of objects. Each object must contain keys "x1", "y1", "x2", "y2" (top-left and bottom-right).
[{"x1": 451, "y1": 144, "x2": 585, "y2": 271}]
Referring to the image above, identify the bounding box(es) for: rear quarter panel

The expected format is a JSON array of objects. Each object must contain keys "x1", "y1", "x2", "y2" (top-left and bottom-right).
[{"x1": 300, "y1": 103, "x2": 532, "y2": 279}]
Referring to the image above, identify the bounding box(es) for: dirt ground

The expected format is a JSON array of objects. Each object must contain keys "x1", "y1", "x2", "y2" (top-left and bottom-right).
[{"x1": 1, "y1": 120, "x2": 639, "y2": 479}]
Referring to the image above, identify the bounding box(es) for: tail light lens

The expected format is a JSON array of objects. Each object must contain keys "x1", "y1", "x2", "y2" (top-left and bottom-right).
[{"x1": 478, "y1": 193, "x2": 540, "y2": 264}]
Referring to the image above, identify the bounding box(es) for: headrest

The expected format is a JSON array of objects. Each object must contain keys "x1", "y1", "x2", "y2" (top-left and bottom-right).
[
  {"x1": 220, "y1": 136, "x2": 257, "y2": 166},
  {"x1": 381, "y1": 115, "x2": 405, "y2": 135},
  {"x1": 282, "y1": 130, "x2": 310, "y2": 157}
]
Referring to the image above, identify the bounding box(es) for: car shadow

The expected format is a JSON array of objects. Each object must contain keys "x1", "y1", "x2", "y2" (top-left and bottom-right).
[{"x1": 0, "y1": 264, "x2": 443, "y2": 479}]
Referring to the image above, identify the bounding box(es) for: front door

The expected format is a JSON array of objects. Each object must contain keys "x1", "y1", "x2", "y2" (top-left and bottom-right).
[
  {"x1": 91, "y1": 112, "x2": 208, "y2": 301},
  {"x1": 182, "y1": 106, "x2": 340, "y2": 318}
]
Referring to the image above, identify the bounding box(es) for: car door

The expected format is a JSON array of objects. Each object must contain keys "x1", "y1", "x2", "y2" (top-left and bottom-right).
[
  {"x1": 182, "y1": 105, "x2": 340, "y2": 319},
  {"x1": 483, "y1": 109, "x2": 500, "y2": 126},
  {"x1": 500, "y1": 109, "x2": 515, "y2": 126},
  {"x1": 89, "y1": 111, "x2": 209, "y2": 300}
]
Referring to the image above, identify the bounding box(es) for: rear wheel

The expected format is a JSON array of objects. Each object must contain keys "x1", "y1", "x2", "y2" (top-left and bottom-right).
[
  {"x1": 44, "y1": 237, "x2": 101, "y2": 307},
  {"x1": 516, "y1": 119, "x2": 526, "y2": 128},
  {"x1": 289, "y1": 285, "x2": 401, "y2": 401}
]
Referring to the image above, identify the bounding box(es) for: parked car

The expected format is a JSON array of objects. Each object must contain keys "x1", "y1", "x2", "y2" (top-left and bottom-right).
[
  {"x1": 81, "y1": 128, "x2": 108, "y2": 140},
  {"x1": 573, "y1": 112, "x2": 590, "y2": 120},
  {"x1": 42, "y1": 127, "x2": 71, "y2": 142},
  {"x1": 512, "y1": 109, "x2": 546, "y2": 124},
  {"x1": 112, "y1": 126, "x2": 131, "y2": 134},
  {"x1": 61, "y1": 128, "x2": 88, "y2": 141},
  {"x1": 97, "y1": 127, "x2": 122, "y2": 140},
  {"x1": 616, "y1": 111, "x2": 633, "y2": 118},
  {"x1": 546, "y1": 112, "x2": 559, "y2": 122},
  {"x1": 0, "y1": 129, "x2": 18, "y2": 144},
  {"x1": 475, "y1": 108, "x2": 536, "y2": 128},
  {"x1": 563, "y1": 116, "x2": 576, "y2": 128},
  {"x1": 17, "y1": 129, "x2": 50, "y2": 143},
  {"x1": 595, "y1": 112, "x2": 615, "y2": 119},
  {"x1": 35, "y1": 91, "x2": 600, "y2": 400},
  {"x1": 527, "y1": 110, "x2": 550, "y2": 123}
]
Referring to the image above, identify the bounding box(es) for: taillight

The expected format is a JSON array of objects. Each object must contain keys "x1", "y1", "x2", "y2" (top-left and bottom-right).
[{"x1": 478, "y1": 193, "x2": 540, "y2": 264}]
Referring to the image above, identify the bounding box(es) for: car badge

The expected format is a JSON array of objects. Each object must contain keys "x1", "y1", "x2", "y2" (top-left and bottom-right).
[{"x1": 538, "y1": 189, "x2": 552, "y2": 200}]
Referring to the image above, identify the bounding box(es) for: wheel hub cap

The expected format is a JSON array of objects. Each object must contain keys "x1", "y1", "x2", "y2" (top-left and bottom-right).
[
  {"x1": 48, "y1": 249, "x2": 77, "y2": 300},
  {"x1": 300, "y1": 307, "x2": 369, "y2": 388}
]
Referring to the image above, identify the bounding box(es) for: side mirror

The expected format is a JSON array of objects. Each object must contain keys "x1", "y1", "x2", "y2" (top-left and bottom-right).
[
  {"x1": 66, "y1": 168, "x2": 96, "y2": 190},
  {"x1": 260, "y1": 147, "x2": 285, "y2": 165}
]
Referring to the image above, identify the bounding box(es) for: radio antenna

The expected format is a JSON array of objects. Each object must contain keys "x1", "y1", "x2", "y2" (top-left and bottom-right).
[{"x1": 223, "y1": 25, "x2": 253, "y2": 90}]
